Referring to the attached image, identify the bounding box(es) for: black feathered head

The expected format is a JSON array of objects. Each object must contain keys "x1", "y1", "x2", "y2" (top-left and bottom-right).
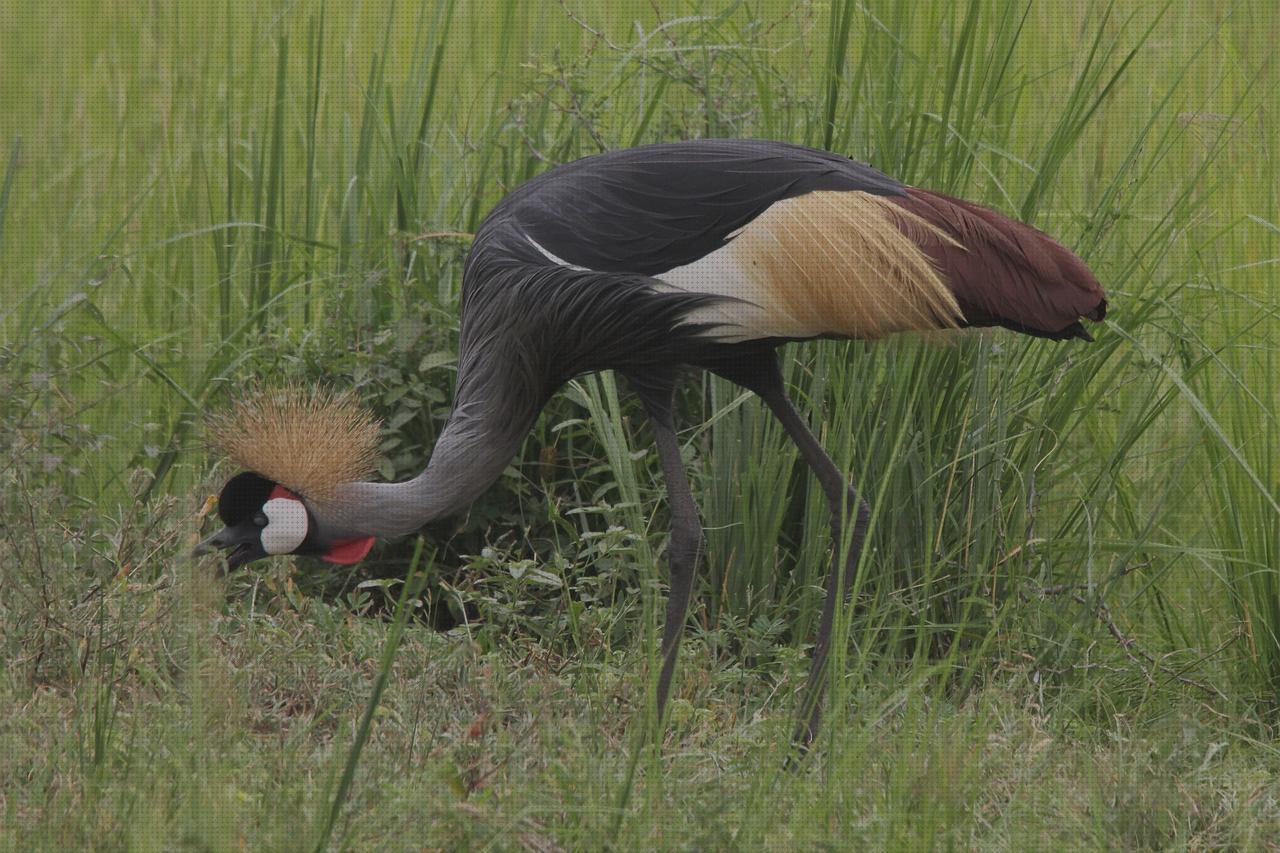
[{"x1": 194, "y1": 385, "x2": 382, "y2": 570}]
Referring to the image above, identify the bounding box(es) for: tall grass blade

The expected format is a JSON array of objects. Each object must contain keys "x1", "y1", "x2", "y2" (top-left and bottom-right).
[
  {"x1": 303, "y1": 4, "x2": 326, "y2": 324},
  {"x1": 0, "y1": 136, "x2": 20, "y2": 258},
  {"x1": 819, "y1": 0, "x2": 857, "y2": 150},
  {"x1": 252, "y1": 34, "x2": 289, "y2": 326},
  {"x1": 315, "y1": 539, "x2": 430, "y2": 852}
]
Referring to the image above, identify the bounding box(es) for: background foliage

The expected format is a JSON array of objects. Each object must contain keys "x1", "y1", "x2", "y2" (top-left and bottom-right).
[{"x1": 3, "y1": 0, "x2": 1279, "y2": 848}]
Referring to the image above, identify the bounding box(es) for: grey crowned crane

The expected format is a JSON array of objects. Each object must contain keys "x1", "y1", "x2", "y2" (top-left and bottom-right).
[{"x1": 196, "y1": 138, "x2": 1107, "y2": 749}]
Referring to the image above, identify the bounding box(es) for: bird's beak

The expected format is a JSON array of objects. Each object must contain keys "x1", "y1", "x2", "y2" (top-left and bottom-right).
[
  {"x1": 192, "y1": 524, "x2": 266, "y2": 571},
  {"x1": 192, "y1": 527, "x2": 234, "y2": 557}
]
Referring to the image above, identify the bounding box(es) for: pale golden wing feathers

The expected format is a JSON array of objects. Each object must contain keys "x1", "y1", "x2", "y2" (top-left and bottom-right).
[{"x1": 727, "y1": 190, "x2": 965, "y2": 339}]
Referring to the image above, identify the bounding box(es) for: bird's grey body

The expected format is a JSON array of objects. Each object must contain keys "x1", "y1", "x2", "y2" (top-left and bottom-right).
[
  {"x1": 203, "y1": 139, "x2": 1107, "y2": 755},
  {"x1": 318, "y1": 141, "x2": 909, "y2": 540}
]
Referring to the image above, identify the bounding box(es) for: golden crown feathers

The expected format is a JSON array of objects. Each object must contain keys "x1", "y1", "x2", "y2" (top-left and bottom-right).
[{"x1": 208, "y1": 384, "x2": 382, "y2": 502}]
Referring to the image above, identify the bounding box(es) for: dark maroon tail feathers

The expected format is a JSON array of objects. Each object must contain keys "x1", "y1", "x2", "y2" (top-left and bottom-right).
[{"x1": 887, "y1": 188, "x2": 1107, "y2": 341}]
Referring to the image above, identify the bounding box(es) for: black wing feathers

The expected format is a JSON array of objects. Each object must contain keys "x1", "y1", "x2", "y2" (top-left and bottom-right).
[{"x1": 480, "y1": 139, "x2": 906, "y2": 274}]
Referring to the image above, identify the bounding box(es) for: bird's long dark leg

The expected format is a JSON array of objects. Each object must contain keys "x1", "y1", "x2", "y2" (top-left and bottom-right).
[
  {"x1": 717, "y1": 354, "x2": 871, "y2": 753},
  {"x1": 626, "y1": 372, "x2": 705, "y2": 721}
]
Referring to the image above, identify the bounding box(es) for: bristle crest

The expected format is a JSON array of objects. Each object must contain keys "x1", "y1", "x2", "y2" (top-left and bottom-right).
[{"x1": 208, "y1": 383, "x2": 382, "y2": 502}]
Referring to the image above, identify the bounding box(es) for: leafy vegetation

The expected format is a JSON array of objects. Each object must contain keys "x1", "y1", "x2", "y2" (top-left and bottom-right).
[{"x1": 3, "y1": 0, "x2": 1279, "y2": 848}]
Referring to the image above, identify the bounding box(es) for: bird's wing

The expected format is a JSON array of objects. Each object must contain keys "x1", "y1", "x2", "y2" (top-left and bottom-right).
[
  {"x1": 471, "y1": 139, "x2": 1105, "y2": 344},
  {"x1": 475, "y1": 139, "x2": 950, "y2": 342},
  {"x1": 482, "y1": 139, "x2": 904, "y2": 275}
]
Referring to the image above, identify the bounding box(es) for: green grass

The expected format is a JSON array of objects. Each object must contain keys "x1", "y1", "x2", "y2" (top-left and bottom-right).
[{"x1": 3, "y1": 0, "x2": 1280, "y2": 848}]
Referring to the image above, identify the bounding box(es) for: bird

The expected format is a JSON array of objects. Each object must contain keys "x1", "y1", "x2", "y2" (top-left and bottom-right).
[{"x1": 195, "y1": 138, "x2": 1107, "y2": 750}]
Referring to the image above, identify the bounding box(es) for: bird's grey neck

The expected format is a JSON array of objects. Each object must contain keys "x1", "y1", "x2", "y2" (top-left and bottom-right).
[{"x1": 314, "y1": 368, "x2": 548, "y2": 541}]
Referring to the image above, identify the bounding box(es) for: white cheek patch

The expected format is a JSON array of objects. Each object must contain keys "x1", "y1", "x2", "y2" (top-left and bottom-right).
[{"x1": 261, "y1": 497, "x2": 309, "y2": 555}]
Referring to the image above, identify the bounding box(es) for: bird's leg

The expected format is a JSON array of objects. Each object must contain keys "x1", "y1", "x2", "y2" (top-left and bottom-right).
[
  {"x1": 723, "y1": 356, "x2": 871, "y2": 754},
  {"x1": 627, "y1": 372, "x2": 705, "y2": 721}
]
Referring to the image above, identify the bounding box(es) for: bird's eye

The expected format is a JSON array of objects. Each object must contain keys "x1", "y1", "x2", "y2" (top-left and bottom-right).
[{"x1": 253, "y1": 513, "x2": 268, "y2": 528}]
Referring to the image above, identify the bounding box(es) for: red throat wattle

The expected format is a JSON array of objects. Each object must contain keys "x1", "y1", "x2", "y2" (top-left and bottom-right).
[
  {"x1": 268, "y1": 484, "x2": 374, "y2": 565},
  {"x1": 322, "y1": 537, "x2": 376, "y2": 565}
]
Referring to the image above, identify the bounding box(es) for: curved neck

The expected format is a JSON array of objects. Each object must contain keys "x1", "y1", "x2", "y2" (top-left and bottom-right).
[{"x1": 314, "y1": 350, "x2": 550, "y2": 541}]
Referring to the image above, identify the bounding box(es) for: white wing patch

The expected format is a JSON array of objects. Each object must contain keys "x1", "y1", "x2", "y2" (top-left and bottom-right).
[
  {"x1": 261, "y1": 497, "x2": 309, "y2": 555},
  {"x1": 654, "y1": 239, "x2": 797, "y2": 342},
  {"x1": 526, "y1": 235, "x2": 590, "y2": 271},
  {"x1": 524, "y1": 229, "x2": 778, "y2": 342}
]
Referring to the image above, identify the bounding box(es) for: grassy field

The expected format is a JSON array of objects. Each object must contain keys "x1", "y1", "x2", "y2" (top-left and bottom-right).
[{"x1": 3, "y1": 0, "x2": 1280, "y2": 848}]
